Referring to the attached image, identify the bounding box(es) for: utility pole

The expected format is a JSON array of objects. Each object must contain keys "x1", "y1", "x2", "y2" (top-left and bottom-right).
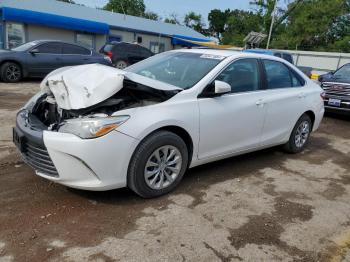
[{"x1": 266, "y1": 0, "x2": 278, "y2": 49}]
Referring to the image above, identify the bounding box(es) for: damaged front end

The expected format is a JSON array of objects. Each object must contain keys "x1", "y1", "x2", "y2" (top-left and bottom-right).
[
  {"x1": 29, "y1": 64, "x2": 181, "y2": 135},
  {"x1": 13, "y1": 64, "x2": 181, "y2": 177}
]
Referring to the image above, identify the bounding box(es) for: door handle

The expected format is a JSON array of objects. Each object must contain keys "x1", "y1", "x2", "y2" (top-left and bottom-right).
[{"x1": 256, "y1": 99, "x2": 265, "y2": 106}]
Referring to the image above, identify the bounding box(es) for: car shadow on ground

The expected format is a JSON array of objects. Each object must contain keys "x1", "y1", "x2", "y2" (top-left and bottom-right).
[{"x1": 67, "y1": 145, "x2": 284, "y2": 205}]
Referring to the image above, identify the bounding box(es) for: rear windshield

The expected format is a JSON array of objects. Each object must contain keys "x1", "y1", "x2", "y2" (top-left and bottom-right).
[
  {"x1": 100, "y1": 44, "x2": 114, "y2": 53},
  {"x1": 126, "y1": 52, "x2": 225, "y2": 89}
]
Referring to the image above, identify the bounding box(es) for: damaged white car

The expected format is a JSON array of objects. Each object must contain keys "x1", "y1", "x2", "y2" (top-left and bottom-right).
[{"x1": 13, "y1": 50, "x2": 325, "y2": 198}]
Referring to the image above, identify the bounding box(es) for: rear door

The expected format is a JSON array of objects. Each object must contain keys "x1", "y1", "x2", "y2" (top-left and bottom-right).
[
  {"x1": 27, "y1": 42, "x2": 63, "y2": 76},
  {"x1": 259, "y1": 59, "x2": 307, "y2": 146},
  {"x1": 198, "y1": 58, "x2": 267, "y2": 159},
  {"x1": 61, "y1": 43, "x2": 92, "y2": 66}
]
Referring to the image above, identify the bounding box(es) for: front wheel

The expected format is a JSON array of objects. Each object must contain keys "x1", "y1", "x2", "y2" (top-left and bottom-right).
[
  {"x1": 283, "y1": 114, "x2": 312, "y2": 154},
  {"x1": 128, "y1": 131, "x2": 189, "y2": 198},
  {"x1": 1, "y1": 62, "x2": 22, "y2": 82}
]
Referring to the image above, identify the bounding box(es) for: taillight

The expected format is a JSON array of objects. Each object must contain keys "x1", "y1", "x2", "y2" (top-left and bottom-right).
[
  {"x1": 320, "y1": 92, "x2": 326, "y2": 100},
  {"x1": 106, "y1": 51, "x2": 113, "y2": 59}
]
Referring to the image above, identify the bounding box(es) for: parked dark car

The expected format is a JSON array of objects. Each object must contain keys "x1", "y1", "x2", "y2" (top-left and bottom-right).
[
  {"x1": 318, "y1": 63, "x2": 350, "y2": 113},
  {"x1": 0, "y1": 40, "x2": 112, "y2": 82},
  {"x1": 244, "y1": 49, "x2": 313, "y2": 78},
  {"x1": 100, "y1": 42, "x2": 153, "y2": 69}
]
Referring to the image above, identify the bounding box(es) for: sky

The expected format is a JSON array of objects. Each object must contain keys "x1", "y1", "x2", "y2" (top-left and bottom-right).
[{"x1": 73, "y1": 0, "x2": 252, "y2": 24}]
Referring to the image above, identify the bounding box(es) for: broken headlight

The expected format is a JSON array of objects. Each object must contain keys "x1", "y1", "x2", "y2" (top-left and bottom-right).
[{"x1": 59, "y1": 116, "x2": 130, "y2": 139}]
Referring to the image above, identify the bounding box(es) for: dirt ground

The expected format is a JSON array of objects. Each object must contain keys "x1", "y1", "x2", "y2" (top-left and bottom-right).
[{"x1": 0, "y1": 81, "x2": 350, "y2": 262}]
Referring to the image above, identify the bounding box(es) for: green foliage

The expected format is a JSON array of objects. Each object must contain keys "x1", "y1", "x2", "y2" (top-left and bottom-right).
[
  {"x1": 104, "y1": 0, "x2": 146, "y2": 17},
  {"x1": 184, "y1": 12, "x2": 206, "y2": 34},
  {"x1": 143, "y1": 11, "x2": 159, "y2": 21},
  {"x1": 208, "y1": 0, "x2": 350, "y2": 52}
]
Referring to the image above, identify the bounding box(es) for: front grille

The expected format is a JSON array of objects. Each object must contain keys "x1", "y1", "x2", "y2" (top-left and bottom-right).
[
  {"x1": 322, "y1": 83, "x2": 350, "y2": 99},
  {"x1": 22, "y1": 141, "x2": 58, "y2": 177}
]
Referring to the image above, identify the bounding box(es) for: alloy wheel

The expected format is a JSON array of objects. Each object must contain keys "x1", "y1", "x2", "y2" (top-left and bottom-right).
[
  {"x1": 295, "y1": 121, "x2": 310, "y2": 148},
  {"x1": 144, "y1": 145, "x2": 182, "y2": 190},
  {"x1": 6, "y1": 65, "x2": 20, "y2": 81}
]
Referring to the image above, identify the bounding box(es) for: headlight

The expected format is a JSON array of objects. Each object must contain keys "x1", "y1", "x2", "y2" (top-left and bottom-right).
[{"x1": 59, "y1": 116, "x2": 130, "y2": 139}]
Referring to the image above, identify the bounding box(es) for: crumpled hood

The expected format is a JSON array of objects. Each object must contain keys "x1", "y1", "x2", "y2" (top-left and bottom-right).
[
  {"x1": 40, "y1": 64, "x2": 182, "y2": 110},
  {"x1": 40, "y1": 64, "x2": 125, "y2": 110}
]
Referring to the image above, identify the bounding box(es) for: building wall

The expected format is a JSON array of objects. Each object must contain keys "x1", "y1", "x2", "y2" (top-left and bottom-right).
[
  {"x1": 27, "y1": 24, "x2": 75, "y2": 43},
  {"x1": 276, "y1": 49, "x2": 350, "y2": 74}
]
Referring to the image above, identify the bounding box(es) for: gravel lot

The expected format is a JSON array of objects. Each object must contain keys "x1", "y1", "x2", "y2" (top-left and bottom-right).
[{"x1": 0, "y1": 82, "x2": 349, "y2": 262}]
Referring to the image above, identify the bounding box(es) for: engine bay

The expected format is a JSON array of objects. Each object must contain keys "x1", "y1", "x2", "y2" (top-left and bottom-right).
[{"x1": 30, "y1": 78, "x2": 179, "y2": 131}]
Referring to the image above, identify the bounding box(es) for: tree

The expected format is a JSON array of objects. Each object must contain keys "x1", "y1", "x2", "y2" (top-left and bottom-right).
[
  {"x1": 143, "y1": 11, "x2": 159, "y2": 21},
  {"x1": 221, "y1": 10, "x2": 262, "y2": 46},
  {"x1": 104, "y1": 0, "x2": 145, "y2": 17},
  {"x1": 208, "y1": 9, "x2": 230, "y2": 41},
  {"x1": 184, "y1": 12, "x2": 206, "y2": 34},
  {"x1": 164, "y1": 13, "x2": 181, "y2": 25},
  {"x1": 273, "y1": 0, "x2": 350, "y2": 51}
]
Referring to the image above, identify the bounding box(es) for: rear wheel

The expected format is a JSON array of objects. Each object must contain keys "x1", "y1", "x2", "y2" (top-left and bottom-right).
[
  {"x1": 115, "y1": 60, "x2": 128, "y2": 69},
  {"x1": 128, "y1": 131, "x2": 188, "y2": 198},
  {"x1": 1, "y1": 62, "x2": 22, "y2": 82},
  {"x1": 283, "y1": 114, "x2": 312, "y2": 154}
]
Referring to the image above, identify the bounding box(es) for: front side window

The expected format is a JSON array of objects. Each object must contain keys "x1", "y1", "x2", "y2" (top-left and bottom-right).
[
  {"x1": 126, "y1": 52, "x2": 224, "y2": 89},
  {"x1": 62, "y1": 43, "x2": 90, "y2": 55},
  {"x1": 216, "y1": 58, "x2": 260, "y2": 93},
  {"x1": 76, "y1": 33, "x2": 94, "y2": 49},
  {"x1": 6, "y1": 22, "x2": 25, "y2": 49},
  {"x1": 36, "y1": 42, "x2": 62, "y2": 54}
]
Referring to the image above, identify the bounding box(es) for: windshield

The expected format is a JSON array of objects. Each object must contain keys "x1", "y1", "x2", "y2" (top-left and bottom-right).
[
  {"x1": 12, "y1": 41, "x2": 38, "y2": 51},
  {"x1": 334, "y1": 64, "x2": 350, "y2": 81},
  {"x1": 126, "y1": 52, "x2": 225, "y2": 89}
]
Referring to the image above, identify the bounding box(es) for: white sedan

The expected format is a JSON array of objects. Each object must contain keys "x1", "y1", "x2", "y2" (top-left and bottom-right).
[{"x1": 14, "y1": 49, "x2": 325, "y2": 198}]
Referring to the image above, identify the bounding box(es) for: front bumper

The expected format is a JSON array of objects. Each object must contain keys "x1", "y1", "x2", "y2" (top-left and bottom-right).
[{"x1": 14, "y1": 110, "x2": 139, "y2": 191}]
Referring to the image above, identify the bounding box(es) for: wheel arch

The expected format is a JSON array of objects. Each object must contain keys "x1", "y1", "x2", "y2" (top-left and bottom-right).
[
  {"x1": 303, "y1": 110, "x2": 316, "y2": 130},
  {"x1": 136, "y1": 125, "x2": 194, "y2": 167}
]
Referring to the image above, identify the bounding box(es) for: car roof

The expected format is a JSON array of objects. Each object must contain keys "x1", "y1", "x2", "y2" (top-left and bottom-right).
[{"x1": 172, "y1": 48, "x2": 289, "y2": 61}]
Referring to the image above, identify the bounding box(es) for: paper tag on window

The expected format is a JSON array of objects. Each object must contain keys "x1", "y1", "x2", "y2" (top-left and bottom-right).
[{"x1": 200, "y1": 54, "x2": 226, "y2": 60}]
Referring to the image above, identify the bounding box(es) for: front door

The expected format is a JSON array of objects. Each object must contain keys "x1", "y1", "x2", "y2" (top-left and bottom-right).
[
  {"x1": 198, "y1": 58, "x2": 267, "y2": 160},
  {"x1": 26, "y1": 42, "x2": 63, "y2": 77}
]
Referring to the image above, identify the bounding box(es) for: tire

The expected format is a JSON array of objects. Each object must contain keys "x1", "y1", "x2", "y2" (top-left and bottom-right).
[
  {"x1": 283, "y1": 114, "x2": 312, "y2": 154},
  {"x1": 128, "y1": 131, "x2": 189, "y2": 198},
  {"x1": 115, "y1": 60, "x2": 128, "y2": 69},
  {"x1": 0, "y1": 62, "x2": 22, "y2": 83}
]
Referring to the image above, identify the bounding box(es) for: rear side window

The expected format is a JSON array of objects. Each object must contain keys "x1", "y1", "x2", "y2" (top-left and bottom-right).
[
  {"x1": 36, "y1": 42, "x2": 62, "y2": 54},
  {"x1": 62, "y1": 43, "x2": 90, "y2": 55},
  {"x1": 263, "y1": 60, "x2": 304, "y2": 89},
  {"x1": 274, "y1": 53, "x2": 282, "y2": 58},
  {"x1": 216, "y1": 58, "x2": 260, "y2": 93}
]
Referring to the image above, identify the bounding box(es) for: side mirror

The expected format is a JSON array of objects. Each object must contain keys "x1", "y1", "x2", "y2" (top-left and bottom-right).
[
  {"x1": 214, "y1": 80, "x2": 231, "y2": 95},
  {"x1": 29, "y1": 48, "x2": 39, "y2": 55}
]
